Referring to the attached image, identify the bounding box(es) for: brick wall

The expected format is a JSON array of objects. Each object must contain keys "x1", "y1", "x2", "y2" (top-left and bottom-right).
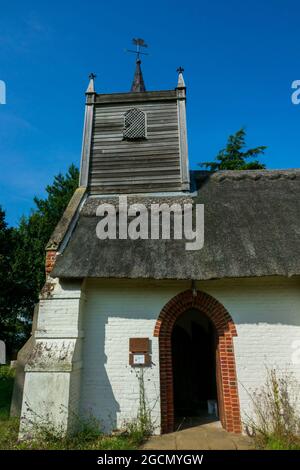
[
  {"x1": 45, "y1": 250, "x2": 57, "y2": 275},
  {"x1": 154, "y1": 289, "x2": 241, "y2": 433}
]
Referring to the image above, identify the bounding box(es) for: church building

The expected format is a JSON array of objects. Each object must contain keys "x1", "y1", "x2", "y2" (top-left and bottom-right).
[{"x1": 17, "y1": 56, "x2": 300, "y2": 437}]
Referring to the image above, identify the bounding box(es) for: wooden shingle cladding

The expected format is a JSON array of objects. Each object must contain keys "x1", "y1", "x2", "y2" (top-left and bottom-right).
[{"x1": 87, "y1": 90, "x2": 186, "y2": 194}]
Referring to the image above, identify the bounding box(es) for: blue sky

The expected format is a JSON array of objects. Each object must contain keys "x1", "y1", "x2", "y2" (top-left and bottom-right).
[{"x1": 0, "y1": 0, "x2": 299, "y2": 226}]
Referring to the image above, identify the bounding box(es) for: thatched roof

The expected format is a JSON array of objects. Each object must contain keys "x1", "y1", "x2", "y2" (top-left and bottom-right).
[{"x1": 51, "y1": 170, "x2": 300, "y2": 281}]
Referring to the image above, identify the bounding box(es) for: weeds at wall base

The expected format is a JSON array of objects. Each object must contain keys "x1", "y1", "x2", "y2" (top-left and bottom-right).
[
  {"x1": 0, "y1": 365, "x2": 149, "y2": 450},
  {"x1": 244, "y1": 368, "x2": 300, "y2": 450},
  {"x1": 0, "y1": 417, "x2": 143, "y2": 450}
]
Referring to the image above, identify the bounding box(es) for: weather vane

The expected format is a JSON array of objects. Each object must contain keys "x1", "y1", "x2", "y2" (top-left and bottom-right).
[{"x1": 126, "y1": 38, "x2": 149, "y2": 61}]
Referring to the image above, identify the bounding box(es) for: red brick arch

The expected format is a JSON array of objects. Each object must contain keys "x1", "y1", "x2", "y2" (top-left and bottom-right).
[{"x1": 154, "y1": 289, "x2": 242, "y2": 434}]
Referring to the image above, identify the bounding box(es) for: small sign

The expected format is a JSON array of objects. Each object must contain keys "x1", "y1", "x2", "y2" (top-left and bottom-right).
[
  {"x1": 133, "y1": 354, "x2": 145, "y2": 365},
  {"x1": 129, "y1": 337, "x2": 149, "y2": 353},
  {"x1": 129, "y1": 338, "x2": 151, "y2": 366}
]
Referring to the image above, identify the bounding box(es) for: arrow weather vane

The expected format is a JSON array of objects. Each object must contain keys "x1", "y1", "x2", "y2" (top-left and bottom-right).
[{"x1": 126, "y1": 38, "x2": 148, "y2": 61}]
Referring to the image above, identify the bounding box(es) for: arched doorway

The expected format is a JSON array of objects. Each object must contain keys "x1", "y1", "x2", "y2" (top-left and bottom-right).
[
  {"x1": 153, "y1": 290, "x2": 242, "y2": 434},
  {"x1": 172, "y1": 308, "x2": 218, "y2": 428}
]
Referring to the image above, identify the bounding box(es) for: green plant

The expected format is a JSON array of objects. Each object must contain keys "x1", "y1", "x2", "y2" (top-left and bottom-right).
[
  {"x1": 0, "y1": 365, "x2": 15, "y2": 420},
  {"x1": 0, "y1": 416, "x2": 141, "y2": 450},
  {"x1": 244, "y1": 368, "x2": 300, "y2": 450},
  {"x1": 0, "y1": 366, "x2": 146, "y2": 450},
  {"x1": 122, "y1": 368, "x2": 155, "y2": 444},
  {"x1": 0, "y1": 408, "x2": 141, "y2": 450},
  {"x1": 19, "y1": 399, "x2": 103, "y2": 443},
  {"x1": 137, "y1": 368, "x2": 154, "y2": 437}
]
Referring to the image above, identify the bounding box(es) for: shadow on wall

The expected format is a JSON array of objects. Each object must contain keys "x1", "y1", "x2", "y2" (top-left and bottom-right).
[
  {"x1": 79, "y1": 307, "x2": 159, "y2": 433},
  {"x1": 79, "y1": 311, "x2": 120, "y2": 432}
]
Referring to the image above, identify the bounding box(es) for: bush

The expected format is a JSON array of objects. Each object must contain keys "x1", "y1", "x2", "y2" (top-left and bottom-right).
[
  {"x1": 245, "y1": 368, "x2": 300, "y2": 449},
  {"x1": 0, "y1": 365, "x2": 15, "y2": 420}
]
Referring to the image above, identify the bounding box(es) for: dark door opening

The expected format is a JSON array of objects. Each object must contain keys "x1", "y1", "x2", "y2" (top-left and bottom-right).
[{"x1": 171, "y1": 308, "x2": 218, "y2": 428}]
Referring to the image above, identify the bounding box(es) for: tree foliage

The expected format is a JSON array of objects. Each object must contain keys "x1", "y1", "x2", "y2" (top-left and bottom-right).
[
  {"x1": 201, "y1": 128, "x2": 267, "y2": 171},
  {"x1": 13, "y1": 164, "x2": 79, "y2": 293},
  {"x1": 0, "y1": 164, "x2": 79, "y2": 357},
  {"x1": 0, "y1": 207, "x2": 19, "y2": 355}
]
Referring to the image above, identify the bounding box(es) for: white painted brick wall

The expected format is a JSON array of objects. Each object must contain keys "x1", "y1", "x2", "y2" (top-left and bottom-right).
[
  {"x1": 37, "y1": 279, "x2": 84, "y2": 338},
  {"x1": 20, "y1": 372, "x2": 71, "y2": 436},
  {"x1": 80, "y1": 276, "x2": 300, "y2": 434},
  {"x1": 201, "y1": 277, "x2": 300, "y2": 424},
  {"x1": 20, "y1": 279, "x2": 85, "y2": 437}
]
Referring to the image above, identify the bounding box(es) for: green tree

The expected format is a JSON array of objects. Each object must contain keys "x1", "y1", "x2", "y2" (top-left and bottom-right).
[
  {"x1": 201, "y1": 128, "x2": 267, "y2": 171},
  {"x1": 12, "y1": 164, "x2": 79, "y2": 293},
  {"x1": 1, "y1": 164, "x2": 79, "y2": 357},
  {"x1": 0, "y1": 207, "x2": 19, "y2": 356}
]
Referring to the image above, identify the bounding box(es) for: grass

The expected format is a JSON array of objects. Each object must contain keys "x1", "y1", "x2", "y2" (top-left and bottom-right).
[
  {"x1": 0, "y1": 419, "x2": 144, "y2": 450},
  {"x1": 263, "y1": 435, "x2": 300, "y2": 450},
  {"x1": 0, "y1": 365, "x2": 144, "y2": 450}
]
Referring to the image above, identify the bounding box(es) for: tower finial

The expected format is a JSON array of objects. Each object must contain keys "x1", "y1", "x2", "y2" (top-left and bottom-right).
[
  {"x1": 86, "y1": 73, "x2": 96, "y2": 94},
  {"x1": 176, "y1": 66, "x2": 185, "y2": 88},
  {"x1": 126, "y1": 38, "x2": 148, "y2": 92},
  {"x1": 131, "y1": 59, "x2": 146, "y2": 92}
]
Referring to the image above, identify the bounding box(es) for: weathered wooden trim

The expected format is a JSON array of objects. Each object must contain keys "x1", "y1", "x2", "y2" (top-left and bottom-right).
[
  {"x1": 79, "y1": 92, "x2": 95, "y2": 187},
  {"x1": 46, "y1": 187, "x2": 86, "y2": 274},
  {"x1": 91, "y1": 149, "x2": 180, "y2": 157},
  {"x1": 94, "y1": 105, "x2": 178, "y2": 114},
  {"x1": 89, "y1": 184, "x2": 183, "y2": 194},
  {"x1": 90, "y1": 174, "x2": 182, "y2": 183},
  {"x1": 95, "y1": 90, "x2": 177, "y2": 104},
  {"x1": 176, "y1": 87, "x2": 190, "y2": 191},
  {"x1": 90, "y1": 168, "x2": 180, "y2": 177}
]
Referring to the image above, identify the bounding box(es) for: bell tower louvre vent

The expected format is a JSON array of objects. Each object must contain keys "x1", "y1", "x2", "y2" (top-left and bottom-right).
[{"x1": 123, "y1": 108, "x2": 147, "y2": 140}]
